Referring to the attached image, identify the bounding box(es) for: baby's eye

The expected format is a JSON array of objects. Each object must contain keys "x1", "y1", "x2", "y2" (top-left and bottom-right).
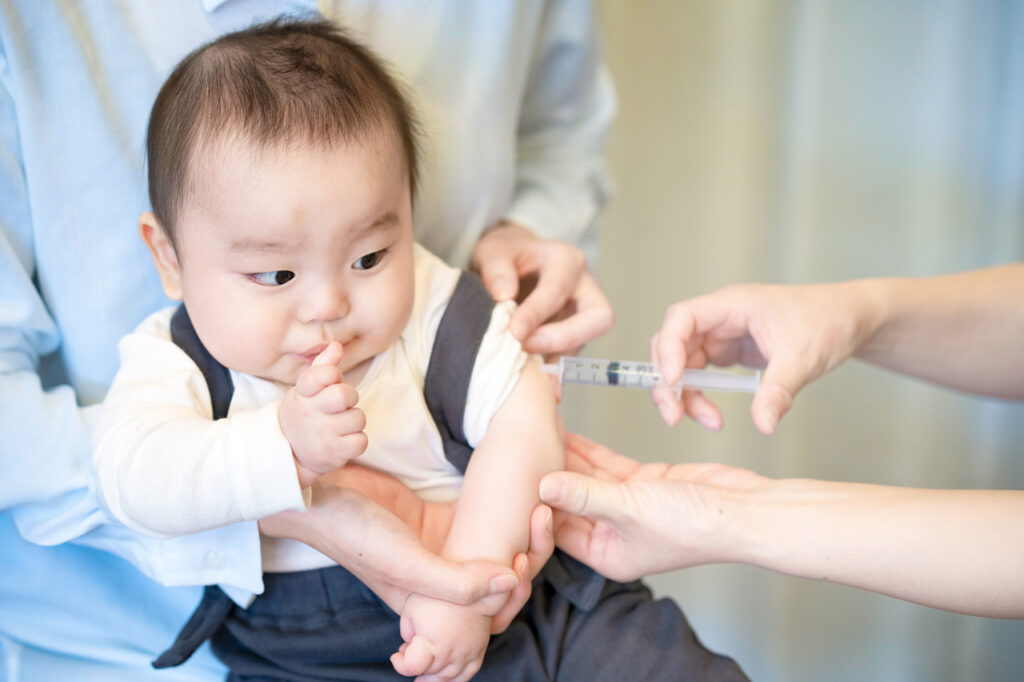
[
  {"x1": 353, "y1": 250, "x2": 385, "y2": 270},
  {"x1": 251, "y1": 270, "x2": 295, "y2": 286}
]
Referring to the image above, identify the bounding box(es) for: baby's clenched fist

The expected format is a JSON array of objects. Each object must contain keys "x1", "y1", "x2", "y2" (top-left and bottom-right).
[{"x1": 279, "y1": 341, "x2": 367, "y2": 487}]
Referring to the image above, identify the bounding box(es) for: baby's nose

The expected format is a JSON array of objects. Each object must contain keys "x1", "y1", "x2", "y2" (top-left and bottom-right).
[{"x1": 299, "y1": 285, "x2": 349, "y2": 323}]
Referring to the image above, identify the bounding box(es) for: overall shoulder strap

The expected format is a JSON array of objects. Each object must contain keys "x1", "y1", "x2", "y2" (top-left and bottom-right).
[
  {"x1": 169, "y1": 304, "x2": 235, "y2": 420},
  {"x1": 423, "y1": 270, "x2": 495, "y2": 475},
  {"x1": 423, "y1": 274, "x2": 612, "y2": 614},
  {"x1": 153, "y1": 305, "x2": 236, "y2": 668}
]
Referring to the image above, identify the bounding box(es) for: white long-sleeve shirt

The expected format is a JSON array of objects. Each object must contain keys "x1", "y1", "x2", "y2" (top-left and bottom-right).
[
  {"x1": 93, "y1": 246, "x2": 525, "y2": 595},
  {"x1": 0, "y1": 2, "x2": 614, "y2": 679}
]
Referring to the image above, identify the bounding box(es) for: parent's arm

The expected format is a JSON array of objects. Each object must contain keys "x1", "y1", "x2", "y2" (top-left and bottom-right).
[
  {"x1": 0, "y1": 53, "x2": 100, "y2": 540},
  {"x1": 471, "y1": 1, "x2": 617, "y2": 358},
  {"x1": 259, "y1": 465, "x2": 553, "y2": 629},
  {"x1": 541, "y1": 434, "x2": 1024, "y2": 619}
]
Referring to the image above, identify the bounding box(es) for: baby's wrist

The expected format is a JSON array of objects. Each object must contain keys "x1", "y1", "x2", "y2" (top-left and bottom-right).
[
  {"x1": 294, "y1": 459, "x2": 318, "y2": 489},
  {"x1": 277, "y1": 397, "x2": 298, "y2": 445}
]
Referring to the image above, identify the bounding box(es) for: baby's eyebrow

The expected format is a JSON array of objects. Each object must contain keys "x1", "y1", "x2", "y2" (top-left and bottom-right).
[
  {"x1": 351, "y1": 210, "x2": 400, "y2": 240},
  {"x1": 228, "y1": 237, "x2": 298, "y2": 253}
]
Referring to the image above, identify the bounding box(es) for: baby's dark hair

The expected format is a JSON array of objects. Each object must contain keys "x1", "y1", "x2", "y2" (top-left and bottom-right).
[{"x1": 146, "y1": 17, "x2": 420, "y2": 244}]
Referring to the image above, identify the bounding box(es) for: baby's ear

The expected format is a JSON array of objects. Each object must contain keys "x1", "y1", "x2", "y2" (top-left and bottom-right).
[{"x1": 139, "y1": 212, "x2": 183, "y2": 300}]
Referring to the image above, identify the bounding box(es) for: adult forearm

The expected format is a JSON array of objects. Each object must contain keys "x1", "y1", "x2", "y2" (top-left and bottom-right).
[
  {"x1": 855, "y1": 264, "x2": 1024, "y2": 398},
  {"x1": 0, "y1": 368, "x2": 101, "y2": 541},
  {"x1": 731, "y1": 479, "x2": 1024, "y2": 618}
]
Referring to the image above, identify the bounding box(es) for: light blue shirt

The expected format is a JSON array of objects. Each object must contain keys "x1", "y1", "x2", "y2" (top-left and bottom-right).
[{"x1": 0, "y1": 1, "x2": 613, "y2": 678}]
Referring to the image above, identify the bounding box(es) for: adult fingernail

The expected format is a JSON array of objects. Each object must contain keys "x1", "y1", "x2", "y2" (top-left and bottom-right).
[
  {"x1": 653, "y1": 402, "x2": 671, "y2": 426},
  {"x1": 492, "y1": 278, "x2": 516, "y2": 301},
  {"x1": 490, "y1": 574, "x2": 519, "y2": 593},
  {"x1": 526, "y1": 333, "x2": 549, "y2": 353},
  {"x1": 763, "y1": 406, "x2": 779, "y2": 434},
  {"x1": 508, "y1": 319, "x2": 527, "y2": 341},
  {"x1": 545, "y1": 508, "x2": 553, "y2": 536},
  {"x1": 538, "y1": 477, "x2": 559, "y2": 504},
  {"x1": 696, "y1": 409, "x2": 718, "y2": 431},
  {"x1": 664, "y1": 407, "x2": 682, "y2": 427}
]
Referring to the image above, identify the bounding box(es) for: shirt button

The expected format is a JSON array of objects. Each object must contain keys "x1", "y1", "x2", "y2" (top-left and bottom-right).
[{"x1": 206, "y1": 550, "x2": 224, "y2": 568}]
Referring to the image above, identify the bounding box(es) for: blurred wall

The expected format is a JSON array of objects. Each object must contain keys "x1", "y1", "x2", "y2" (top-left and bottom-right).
[{"x1": 560, "y1": 1, "x2": 1024, "y2": 680}]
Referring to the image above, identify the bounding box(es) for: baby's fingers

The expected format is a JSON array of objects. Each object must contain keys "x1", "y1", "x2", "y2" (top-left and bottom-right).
[
  {"x1": 313, "y1": 340, "x2": 344, "y2": 367},
  {"x1": 309, "y1": 383, "x2": 360, "y2": 415},
  {"x1": 391, "y1": 636, "x2": 435, "y2": 677},
  {"x1": 296, "y1": 363, "x2": 343, "y2": 398},
  {"x1": 419, "y1": 657, "x2": 482, "y2": 682}
]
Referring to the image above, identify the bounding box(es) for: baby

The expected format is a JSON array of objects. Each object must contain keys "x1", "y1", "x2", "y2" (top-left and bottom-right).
[
  {"x1": 93, "y1": 17, "x2": 747, "y2": 682},
  {"x1": 93, "y1": 18, "x2": 560, "y2": 680}
]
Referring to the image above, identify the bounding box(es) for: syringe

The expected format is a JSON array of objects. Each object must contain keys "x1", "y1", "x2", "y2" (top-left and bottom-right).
[{"x1": 539, "y1": 356, "x2": 760, "y2": 397}]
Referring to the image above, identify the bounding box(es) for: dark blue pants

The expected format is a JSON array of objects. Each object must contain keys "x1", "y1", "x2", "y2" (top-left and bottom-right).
[{"x1": 195, "y1": 552, "x2": 747, "y2": 681}]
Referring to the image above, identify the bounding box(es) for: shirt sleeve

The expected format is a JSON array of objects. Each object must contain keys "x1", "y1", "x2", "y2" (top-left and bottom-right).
[
  {"x1": 502, "y1": 0, "x2": 618, "y2": 248},
  {"x1": 0, "y1": 37, "x2": 266, "y2": 600},
  {"x1": 0, "y1": 46, "x2": 110, "y2": 541},
  {"x1": 92, "y1": 314, "x2": 306, "y2": 538},
  {"x1": 463, "y1": 300, "x2": 530, "y2": 446},
  {"x1": 408, "y1": 247, "x2": 529, "y2": 444}
]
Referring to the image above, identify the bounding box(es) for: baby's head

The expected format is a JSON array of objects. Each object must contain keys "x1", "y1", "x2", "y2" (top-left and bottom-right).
[{"x1": 140, "y1": 18, "x2": 420, "y2": 385}]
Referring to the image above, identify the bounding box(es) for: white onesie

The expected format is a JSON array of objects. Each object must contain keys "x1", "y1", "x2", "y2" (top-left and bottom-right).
[{"x1": 93, "y1": 244, "x2": 526, "y2": 598}]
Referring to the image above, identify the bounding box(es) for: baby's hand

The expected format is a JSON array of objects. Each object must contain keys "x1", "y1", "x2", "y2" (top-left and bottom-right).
[
  {"x1": 279, "y1": 341, "x2": 367, "y2": 487},
  {"x1": 391, "y1": 593, "x2": 491, "y2": 682}
]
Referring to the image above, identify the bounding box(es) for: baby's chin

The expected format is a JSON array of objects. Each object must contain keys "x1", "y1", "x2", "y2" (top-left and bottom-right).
[{"x1": 246, "y1": 358, "x2": 316, "y2": 387}]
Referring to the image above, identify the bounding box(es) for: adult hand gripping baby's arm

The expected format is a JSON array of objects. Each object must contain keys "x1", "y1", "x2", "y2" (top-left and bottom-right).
[
  {"x1": 472, "y1": 222, "x2": 614, "y2": 359},
  {"x1": 258, "y1": 466, "x2": 553, "y2": 628}
]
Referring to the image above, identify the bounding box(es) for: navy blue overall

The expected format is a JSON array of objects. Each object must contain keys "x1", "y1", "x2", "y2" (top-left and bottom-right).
[{"x1": 152, "y1": 272, "x2": 748, "y2": 681}]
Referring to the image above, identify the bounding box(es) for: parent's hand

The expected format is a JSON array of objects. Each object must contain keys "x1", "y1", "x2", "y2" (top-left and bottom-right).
[
  {"x1": 539, "y1": 433, "x2": 769, "y2": 582},
  {"x1": 259, "y1": 465, "x2": 553, "y2": 631},
  {"x1": 471, "y1": 221, "x2": 613, "y2": 358}
]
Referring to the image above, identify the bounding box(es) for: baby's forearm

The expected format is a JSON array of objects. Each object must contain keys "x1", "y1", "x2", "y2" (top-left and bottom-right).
[
  {"x1": 444, "y1": 362, "x2": 563, "y2": 564},
  {"x1": 94, "y1": 400, "x2": 304, "y2": 537}
]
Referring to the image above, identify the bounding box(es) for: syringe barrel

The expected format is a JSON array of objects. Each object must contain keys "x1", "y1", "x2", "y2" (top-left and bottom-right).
[
  {"x1": 558, "y1": 357, "x2": 661, "y2": 389},
  {"x1": 556, "y1": 357, "x2": 761, "y2": 394}
]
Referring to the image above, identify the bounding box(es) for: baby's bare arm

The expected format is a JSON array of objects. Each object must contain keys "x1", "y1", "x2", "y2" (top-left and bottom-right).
[
  {"x1": 446, "y1": 359, "x2": 564, "y2": 566},
  {"x1": 391, "y1": 364, "x2": 562, "y2": 679}
]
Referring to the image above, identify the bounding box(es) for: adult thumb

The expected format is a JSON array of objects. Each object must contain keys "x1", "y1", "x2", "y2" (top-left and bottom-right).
[
  {"x1": 539, "y1": 471, "x2": 625, "y2": 521},
  {"x1": 751, "y1": 357, "x2": 807, "y2": 435}
]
